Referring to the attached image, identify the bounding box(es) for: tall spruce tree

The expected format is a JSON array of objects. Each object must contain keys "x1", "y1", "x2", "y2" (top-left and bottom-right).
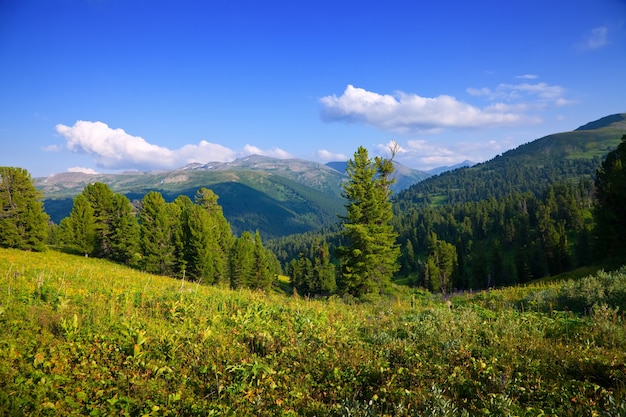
[
  {"x1": 337, "y1": 146, "x2": 400, "y2": 297},
  {"x1": 139, "y1": 191, "x2": 178, "y2": 275},
  {"x1": 0, "y1": 167, "x2": 49, "y2": 251},
  {"x1": 60, "y1": 193, "x2": 96, "y2": 256},
  {"x1": 594, "y1": 134, "x2": 626, "y2": 258},
  {"x1": 179, "y1": 198, "x2": 221, "y2": 283},
  {"x1": 82, "y1": 182, "x2": 115, "y2": 258},
  {"x1": 109, "y1": 193, "x2": 139, "y2": 264},
  {"x1": 229, "y1": 231, "x2": 255, "y2": 289},
  {"x1": 194, "y1": 188, "x2": 233, "y2": 284}
]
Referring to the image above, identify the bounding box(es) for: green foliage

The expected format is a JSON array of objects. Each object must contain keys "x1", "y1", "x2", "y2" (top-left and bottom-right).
[
  {"x1": 338, "y1": 147, "x2": 400, "y2": 297},
  {"x1": 395, "y1": 180, "x2": 594, "y2": 290},
  {"x1": 139, "y1": 191, "x2": 179, "y2": 276},
  {"x1": 229, "y1": 231, "x2": 278, "y2": 290},
  {"x1": 1, "y1": 248, "x2": 626, "y2": 415},
  {"x1": 0, "y1": 166, "x2": 49, "y2": 251},
  {"x1": 59, "y1": 194, "x2": 96, "y2": 256},
  {"x1": 82, "y1": 182, "x2": 117, "y2": 258},
  {"x1": 423, "y1": 232, "x2": 457, "y2": 293},
  {"x1": 288, "y1": 239, "x2": 337, "y2": 296},
  {"x1": 594, "y1": 134, "x2": 626, "y2": 259}
]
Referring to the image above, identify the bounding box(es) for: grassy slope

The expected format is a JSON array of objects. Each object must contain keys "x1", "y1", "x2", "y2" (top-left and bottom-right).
[{"x1": 1, "y1": 248, "x2": 626, "y2": 416}]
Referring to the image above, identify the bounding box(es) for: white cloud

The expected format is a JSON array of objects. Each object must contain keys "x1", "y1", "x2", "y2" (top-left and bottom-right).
[
  {"x1": 67, "y1": 167, "x2": 98, "y2": 175},
  {"x1": 388, "y1": 137, "x2": 510, "y2": 170},
  {"x1": 515, "y1": 74, "x2": 539, "y2": 80},
  {"x1": 43, "y1": 144, "x2": 61, "y2": 152},
  {"x1": 320, "y1": 85, "x2": 524, "y2": 133},
  {"x1": 375, "y1": 140, "x2": 408, "y2": 156},
  {"x1": 243, "y1": 144, "x2": 292, "y2": 159},
  {"x1": 54, "y1": 120, "x2": 262, "y2": 171},
  {"x1": 317, "y1": 149, "x2": 348, "y2": 161},
  {"x1": 57, "y1": 121, "x2": 180, "y2": 170},
  {"x1": 467, "y1": 82, "x2": 566, "y2": 102},
  {"x1": 579, "y1": 26, "x2": 608, "y2": 51}
]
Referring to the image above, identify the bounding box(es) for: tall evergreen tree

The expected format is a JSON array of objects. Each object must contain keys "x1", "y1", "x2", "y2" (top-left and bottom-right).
[
  {"x1": 229, "y1": 231, "x2": 255, "y2": 289},
  {"x1": 82, "y1": 182, "x2": 115, "y2": 258},
  {"x1": 194, "y1": 188, "x2": 233, "y2": 284},
  {"x1": 139, "y1": 191, "x2": 177, "y2": 275},
  {"x1": 594, "y1": 134, "x2": 626, "y2": 258},
  {"x1": 109, "y1": 193, "x2": 139, "y2": 264},
  {"x1": 60, "y1": 193, "x2": 95, "y2": 256},
  {"x1": 179, "y1": 199, "x2": 221, "y2": 283},
  {"x1": 251, "y1": 230, "x2": 274, "y2": 290},
  {"x1": 337, "y1": 146, "x2": 400, "y2": 297},
  {"x1": 0, "y1": 167, "x2": 49, "y2": 251}
]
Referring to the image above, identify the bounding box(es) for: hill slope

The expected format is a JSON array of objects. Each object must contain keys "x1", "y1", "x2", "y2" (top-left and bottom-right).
[
  {"x1": 395, "y1": 113, "x2": 626, "y2": 208},
  {"x1": 1, "y1": 247, "x2": 625, "y2": 415},
  {"x1": 37, "y1": 154, "x2": 434, "y2": 238},
  {"x1": 37, "y1": 156, "x2": 347, "y2": 238}
]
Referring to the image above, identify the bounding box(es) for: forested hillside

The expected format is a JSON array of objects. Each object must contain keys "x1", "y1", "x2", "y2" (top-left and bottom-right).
[
  {"x1": 271, "y1": 114, "x2": 626, "y2": 293},
  {"x1": 395, "y1": 113, "x2": 625, "y2": 208}
]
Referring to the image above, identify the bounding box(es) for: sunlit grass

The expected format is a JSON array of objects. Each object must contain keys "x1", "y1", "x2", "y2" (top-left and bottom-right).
[{"x1": 1, "y1": 247, "x2": 625, "y2": 416}]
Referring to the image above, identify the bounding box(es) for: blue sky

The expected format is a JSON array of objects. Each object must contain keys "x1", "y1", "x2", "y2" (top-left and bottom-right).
[{"x1": 1, "y1": 0, "x2": 625, "y2": 177}]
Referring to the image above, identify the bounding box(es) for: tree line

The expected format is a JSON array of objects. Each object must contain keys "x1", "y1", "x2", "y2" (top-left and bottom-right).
[
  {"x1": 271, "y1": 135, "x2": 626, "y2": 294},
  {"x1": 1, "y1": 145, "x2": 400, "y2": 298},
  {"x1": 0, "y1": 169, "x2": 280, "y2": 291},
  {"x1": 2, "y1": 135, "x2": 625, "y2": 297}
]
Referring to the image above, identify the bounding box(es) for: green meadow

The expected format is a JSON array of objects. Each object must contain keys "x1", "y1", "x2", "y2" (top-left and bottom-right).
[{"x1": 1, "y1": 248, "x2": 625, "y2": 416}]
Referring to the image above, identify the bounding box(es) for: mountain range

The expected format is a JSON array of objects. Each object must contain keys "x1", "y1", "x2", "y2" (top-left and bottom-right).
[
  {"x1": 37, "y1": 155, "x2": 440, "y2": 238},
  {"x1": 36, "y1": 113, "x2": 626, "y2": 238}
]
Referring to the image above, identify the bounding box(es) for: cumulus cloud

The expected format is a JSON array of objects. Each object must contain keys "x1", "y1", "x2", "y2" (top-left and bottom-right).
[
  {"x1": 67, "y1": 167, "x2": 98, "y2": 175},
  {"x1": 317, "y1": 149, "x2": 348, "y2": 161},
  {"x1": 320, "y1": 85, "x2": 524, "y2": 133},
  {"x1": 55, "y1": 120, "x2": 246, "y2": 171},
  {"x1": 578, "y1": 26, "x2": 608, "y2": 51}
]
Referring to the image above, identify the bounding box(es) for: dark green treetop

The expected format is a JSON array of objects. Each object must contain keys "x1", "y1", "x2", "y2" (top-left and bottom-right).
[
  {"x1": 0, "y1": 166, "x2": 49, "y2": 251},
  {"x1": 337, "y1": 145, "x2": 400, "y2": 297},
  {"x1": 594, "y1": 134, "x2": 626, "y2": 258}
]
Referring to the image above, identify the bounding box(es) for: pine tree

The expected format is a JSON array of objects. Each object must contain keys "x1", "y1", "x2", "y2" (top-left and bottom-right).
[
  {"x1": 337, "y1": 146, "x2": 400, "y2": 297},
  {"x1": 424, "y1": 232, "x2": 457, "y2": 293},
  {"x1": 594, "y1": 134, "x2": 626, "y2": 258},
  {"x1": 179, "y1": 200, "x2": 220, "y2": 283},
  {"x1": 0, "y1": 167, "x2": 49, "y2": 251},
  {"x1": 229, "y1": 231, "x2": 255, "y2": 289},
  {"x1": 139, "y1": 191, "x2": 177, "y2": 275},
  {"x1": 194, "y1": 188, "x2": 233, "y2": 284},
  {"x1": 82, "y1": 182, "x2": 115, "y2": 258},
  {"x1": 109, "y1": 193, "x2": 139, "y2": 264},
  {"x1": 251, "y1": 230, "x2": 274, "y2": 290},
  {"x1": 60, "y1": 194, "x2": 96, "y2": 256}
]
